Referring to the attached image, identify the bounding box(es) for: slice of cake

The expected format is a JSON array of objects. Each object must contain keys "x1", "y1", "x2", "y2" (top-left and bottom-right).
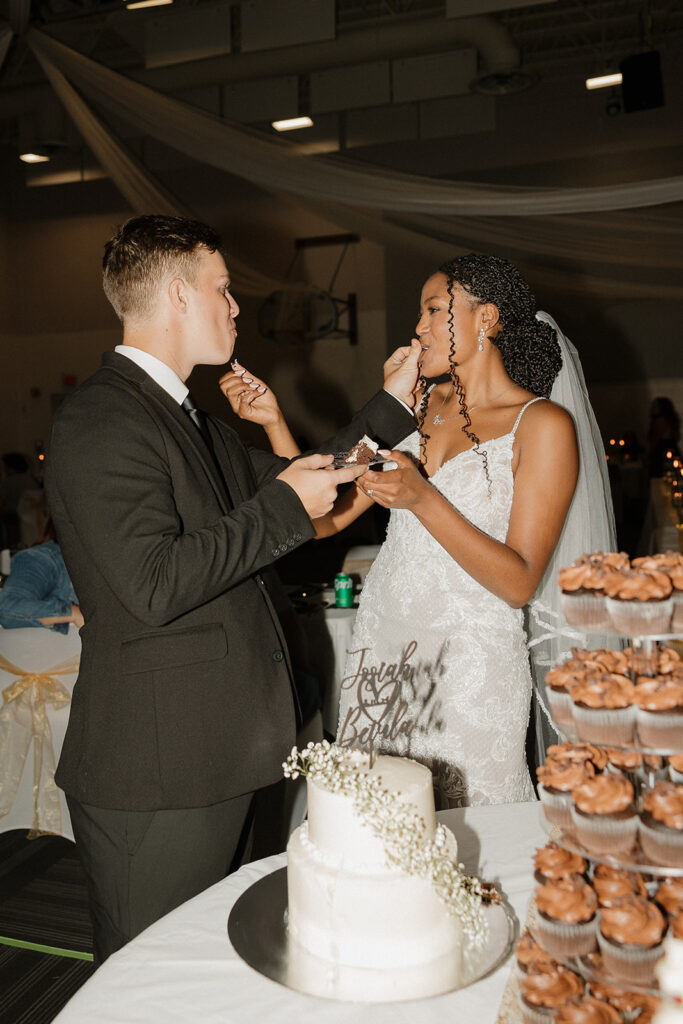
[{"x1": 342, "y1": 435, "x2": 379, "y2": 464}]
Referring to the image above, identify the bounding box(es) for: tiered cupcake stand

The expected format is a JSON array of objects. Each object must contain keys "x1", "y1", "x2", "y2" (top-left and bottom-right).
[{"x1": 529, "y1": 625, "x2": 683, "y2": 1010}]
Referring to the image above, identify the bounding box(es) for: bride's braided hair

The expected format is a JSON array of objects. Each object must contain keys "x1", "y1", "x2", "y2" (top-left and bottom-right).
[{"x1": 438, "y1": 254, "x2": 562, "y2": 397}]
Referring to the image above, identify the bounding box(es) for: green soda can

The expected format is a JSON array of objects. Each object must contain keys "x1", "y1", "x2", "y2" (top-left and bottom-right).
[{"x1": 334, "y1": 573, "x2": 354, "y2": 608}]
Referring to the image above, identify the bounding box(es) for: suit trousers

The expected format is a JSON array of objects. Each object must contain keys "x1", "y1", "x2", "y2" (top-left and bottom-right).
[{"x1": 67, "y1": 791, "x2": 254, "y2": 965}]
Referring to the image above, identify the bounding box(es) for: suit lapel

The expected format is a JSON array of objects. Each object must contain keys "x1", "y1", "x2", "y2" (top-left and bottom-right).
[
  {"x1": 101, "y1": 353, "x2": 233, "y2": 512},
  {"x1": 206, "y1": 418, "x2": 248, "y2": 506}
]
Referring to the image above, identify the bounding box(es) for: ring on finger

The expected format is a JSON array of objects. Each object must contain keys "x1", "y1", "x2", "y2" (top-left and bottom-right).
[{"x1": 367, "y1": 488, "x2": 374, "y2": 496}]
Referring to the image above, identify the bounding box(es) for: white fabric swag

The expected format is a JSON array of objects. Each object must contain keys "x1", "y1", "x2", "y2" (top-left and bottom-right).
[
  {"x1": 30, "y1": 40, "x2": 300, "y2": 298},
  {"x1": 27, "y1": 29, "x2": 683, "y2": 219}
]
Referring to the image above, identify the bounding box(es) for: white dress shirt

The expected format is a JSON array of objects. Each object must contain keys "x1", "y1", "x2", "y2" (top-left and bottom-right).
[{"x1": 115, "y1": 345, "x2": 188, "y2": 405}]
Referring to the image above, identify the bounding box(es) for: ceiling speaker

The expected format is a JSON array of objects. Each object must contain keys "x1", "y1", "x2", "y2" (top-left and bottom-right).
[{"x1": 619, "y1": 51, "x2": 664, "y2": 113}]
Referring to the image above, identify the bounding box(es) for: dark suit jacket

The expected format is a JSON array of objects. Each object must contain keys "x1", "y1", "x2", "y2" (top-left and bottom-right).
[{"x1": 45, "y1": 352, "x2": 414, "y2": 811}]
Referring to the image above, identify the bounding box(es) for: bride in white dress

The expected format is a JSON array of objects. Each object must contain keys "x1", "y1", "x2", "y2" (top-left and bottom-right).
[{"x1": 221, "y1": 254, "x2": 608, "y2": 808}]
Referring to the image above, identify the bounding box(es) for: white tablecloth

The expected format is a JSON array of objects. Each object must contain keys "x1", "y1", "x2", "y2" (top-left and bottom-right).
[
  {"x1": 0, "y1": 624, "x2": 80, "y2": 841},
  {"x1": 305, "y1": 605, "x2": 357, "y2": 734},
  {"x1": 53, "y1": 801, "x2": 543, "y2": 1024}
]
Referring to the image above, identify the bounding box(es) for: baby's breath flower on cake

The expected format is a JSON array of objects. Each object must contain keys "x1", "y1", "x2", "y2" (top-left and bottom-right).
[{"x1": 282, "y1": 742, "x2": 491, "y2": 945}]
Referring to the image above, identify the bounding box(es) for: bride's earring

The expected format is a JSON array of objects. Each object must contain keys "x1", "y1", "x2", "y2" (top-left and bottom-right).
[{"x1": 478, "y1": 327, "x2": 486, "y2": 352}]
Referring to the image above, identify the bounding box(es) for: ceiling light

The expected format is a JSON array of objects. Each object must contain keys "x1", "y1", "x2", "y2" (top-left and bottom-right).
[
  {"x1": 272, "y1": 116, "x2": 314, "y2": 132},
  {"x1": 20, "y1": 152, "x2": 51, "y2": 163},
  {"x1": 125, "y1": 0, "x2": 173, "y2": 9},
  {"x1": 585, "y1": 72, "x2": 623, "y2": 91}
]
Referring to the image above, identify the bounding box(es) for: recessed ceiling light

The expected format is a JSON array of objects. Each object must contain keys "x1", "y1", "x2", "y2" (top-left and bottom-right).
[
  {"x1": 272, "y1": 116, "x2": 314, "y2": 132},
  {"x1": 20, "y1": 152, "x2": 51, "y2": 163},
  {"x1": 126, "y1": 0, "x2": 173, "y2": 9},
  {"x1": 586, "y1": 72, "x2": 623, "y2": 91}
]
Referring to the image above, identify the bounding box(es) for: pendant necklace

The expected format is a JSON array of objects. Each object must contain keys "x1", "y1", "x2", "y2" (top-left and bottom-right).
[{"x1": 432, "y1": 384, "x2": 518, "y2": 426}]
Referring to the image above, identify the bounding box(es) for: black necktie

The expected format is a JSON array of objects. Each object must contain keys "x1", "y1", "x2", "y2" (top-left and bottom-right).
[
  {"x1": 182, "y1": 393, "x2": 212, "y2": 447},
  {"x1": 181, "y1": 393, "x2": 232, "y2": 504}
]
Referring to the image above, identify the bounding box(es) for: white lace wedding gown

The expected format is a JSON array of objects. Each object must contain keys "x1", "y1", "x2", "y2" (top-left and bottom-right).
[{"x1": 337, "y1": 399, "x2": 541, "y2": 807}]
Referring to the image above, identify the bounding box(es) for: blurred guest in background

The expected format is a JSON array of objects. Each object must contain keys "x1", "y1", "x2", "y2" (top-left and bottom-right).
[
  {"x1": 646, "y1": 396, "x2": 681, "y2": 477},
  {"x1": 0, "y1": 518, "x2": 83, "y2": 633}
]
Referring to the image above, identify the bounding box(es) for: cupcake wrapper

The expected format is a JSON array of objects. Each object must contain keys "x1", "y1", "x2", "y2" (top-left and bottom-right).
[
  {"x1": 597, "y1": 928, "x2": 665, "y2": 985},
  {"x1": 638, "y1": 817, "x2": 683, "y2": 869},
  {"x1": 518, "y1": 995, "x2": 556, "y2": 1024},
  {"x1": 605, "y1": 596, "x2": 673, "y2": 637},
  {"x1": 672, "y1": 592, "x2": 683, "y2": 632},
  {"x1": 533, "y1": 911, "x2": 597, "y2": 959},
  {"x1": 570, "y1": 806, "x2": 638, "y2": 856},
  {"x1": 538, "y1": 784, "x2": 574, "y2": 830},
  {"x1": 561, "y1": 592, "x2": 610, "y2": 631},
  {"x1": 571, "y1": 704, "x2": 635, "y2": 746},
  {"x1": 635, "y1": 708, "x2": 683, "y2": 753},
  {"x1": 547, "y1": 689, "x2": 576, "y2": 731}
]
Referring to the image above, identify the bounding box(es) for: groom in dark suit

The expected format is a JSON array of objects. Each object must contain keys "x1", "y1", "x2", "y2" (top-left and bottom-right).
[{"x1": 45, "y1": 215, "x2": 417, "y2": 963}]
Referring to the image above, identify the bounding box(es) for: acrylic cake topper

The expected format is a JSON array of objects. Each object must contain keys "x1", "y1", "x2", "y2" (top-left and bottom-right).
[{"x1": 336, "y1": 640, "x2": 446, "y2": 766}]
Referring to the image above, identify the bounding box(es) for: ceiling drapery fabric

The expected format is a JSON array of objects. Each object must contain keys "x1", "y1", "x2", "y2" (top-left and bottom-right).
[
  {"x1": 8, "y1": 0, "x2": 29, "y2": 35},
  {"x1": 29, "y1": 42, "x2": 301, "y2": 297},
  {"x1": 305, "y1": 202, "x2": 683, "y2": 303},
  {"x1": 0, "y1": 23, "x2": 13, "y2": 72},
  {"x1": 27, "y1": 29, "x2": 683, "y2": 218}
]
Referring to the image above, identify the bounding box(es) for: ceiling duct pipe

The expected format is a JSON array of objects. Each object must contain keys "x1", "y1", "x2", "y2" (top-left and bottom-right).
[
  {"x1": 0, "y1": 13, "x2": 528, "y2": 119},
  {"x1": 127, "y1": 13, "x2": 524, "y2": 94}
]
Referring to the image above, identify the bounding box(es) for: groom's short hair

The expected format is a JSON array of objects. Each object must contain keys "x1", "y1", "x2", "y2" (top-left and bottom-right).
[{"x1": 102, "y1": 214, "x2": 221, "y2": 325}]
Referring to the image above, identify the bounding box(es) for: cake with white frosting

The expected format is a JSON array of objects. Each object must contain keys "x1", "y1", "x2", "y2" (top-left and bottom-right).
[{"x1": 283, "y1": 743, "x2": 487, "y2": 996}]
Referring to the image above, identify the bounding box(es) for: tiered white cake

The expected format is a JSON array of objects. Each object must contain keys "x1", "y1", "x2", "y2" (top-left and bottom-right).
[{"x1": 286, "y1": 751, "x2": 463, "y2": 974}]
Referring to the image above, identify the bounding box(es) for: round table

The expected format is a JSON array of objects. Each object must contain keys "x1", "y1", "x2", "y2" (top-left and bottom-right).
[{"x1": 53, "y1": 801, "x2": 542, "y2": 1023}]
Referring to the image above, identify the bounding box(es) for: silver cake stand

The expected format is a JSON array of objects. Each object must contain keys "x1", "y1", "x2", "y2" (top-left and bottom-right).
[{"x1": 228, "y1": 867, "x2": 515, "y2": 1004}]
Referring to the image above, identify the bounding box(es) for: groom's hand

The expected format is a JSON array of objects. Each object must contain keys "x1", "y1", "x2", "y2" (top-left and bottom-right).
[
  {"x1": 382, "y1": 338, "x2": 422, "y2": 409},
  {"x1": 277, "y1": 454, "x2": 367, "y2": 519}
]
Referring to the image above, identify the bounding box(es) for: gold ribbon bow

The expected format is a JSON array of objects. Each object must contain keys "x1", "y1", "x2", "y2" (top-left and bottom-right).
[{"x1": 0, "y1": 650, "x2": 79, "y2": 836}]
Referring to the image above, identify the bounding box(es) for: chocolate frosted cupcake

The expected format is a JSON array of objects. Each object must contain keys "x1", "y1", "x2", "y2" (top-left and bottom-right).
[
  {"x1": 591, "y1": 864, "x2": 647, "y2": 907},
  {"x1": 597, "y1": 895, "x2": 667, "y2": 984},
  {"x1": 639, "y1": 781, "x2": 683, "y2": 867},
  {"x1": 534, "y1": 842, "x2": 587, "y2": 885},
  {"x1": 515, "y1": 929, "x2": 560, "y2": 973},
  {"x1": 565, "y1": 648, "x2": 631, "y2": 676},
  {"x1": 625, "y1": 642, "x2": 682, "y2": 678},
  {"x1": 604, "y1": 746, "x2": 643, "y2": 775},
  {"x1": 559, "y1": 558, "x2": 618, "y2": 631},
  {"x1": 669, "y1": 753, "x2": 683, "y2": 784},
  {"x1": 603, "y1": 567, "x2": 673, "y2": 636},
  {"x1": 534, "y1": 875, "x2": 598, "y2": 958},
  {"x1": 553, "y1": 996, "x2": 621, "y2": 1024},
  {"x1": 588, "y1": 979, "x2": 661, "y2": 1021},
  {"x1": 654, "y1": 875, "x2": 683, "y2": 919},
  {"x1": 518, "y1": 962, "x2": 584, "y2": 1024},
  {"x1": 570, "y1": 674, "x2": 636, "y2": 745},
  {"x1": 546, "y1": 742, "x2": 609, "y2": 772},
  {"x1": 571, "y1": 773, "x2": 638, "y2": 856},
  {"x1": 545, "y1": 666, "x2": 585, "y2": 731},
  {"x1": 634, "y1": 675, "x2": 683, "y2": 751},
  {"x1": 537, "y1": 758, "x2": 595, "y2": 829},
  {"x1": 632, "y1": 552, "x2": 683, "y2": 572}
]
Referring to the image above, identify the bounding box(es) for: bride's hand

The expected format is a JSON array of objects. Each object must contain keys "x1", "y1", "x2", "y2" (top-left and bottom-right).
[
  {"x1": 382, "y1": 339, "x2": 422, "y2": 409},
  {"x1": 357, "y1": 450, "x2": 430, "y2": 510},
  {"x1": 218, "y1": 361, "x2": 283, "y2": 427}
]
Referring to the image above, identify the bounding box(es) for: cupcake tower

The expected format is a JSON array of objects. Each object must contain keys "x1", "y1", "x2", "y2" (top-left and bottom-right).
[
  {"x1": 559, "y1": 551, "x2": 683, "y2": 637},
  {"x1": 517, "y1": 551, "x2": 683, "y2": 1024}
]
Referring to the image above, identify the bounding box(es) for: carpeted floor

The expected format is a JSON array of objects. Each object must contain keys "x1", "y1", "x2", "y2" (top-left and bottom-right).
[{"x1": 0, "y1": 830, "x2": 94, "y2": 1024}]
